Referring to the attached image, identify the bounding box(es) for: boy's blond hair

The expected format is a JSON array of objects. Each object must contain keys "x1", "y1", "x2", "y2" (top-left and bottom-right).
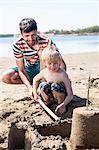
[{"x1": 41, "y1": 46, "x2": 62, "y2": 63}]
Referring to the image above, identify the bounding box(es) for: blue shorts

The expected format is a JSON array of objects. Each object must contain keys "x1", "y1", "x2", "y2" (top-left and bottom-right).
[
  {"x1": 12, "y1": 63, "x2": 40, "y2": 82},
  {"x1": 38, "y1": 82, "x2": 66, "y2": 96},
  {"x1": 38, "y1": 82, "x2": 67, "y2": 104}
]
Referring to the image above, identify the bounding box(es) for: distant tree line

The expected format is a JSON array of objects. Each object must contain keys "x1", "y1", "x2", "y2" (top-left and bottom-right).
[
  {"x1": 44, "y1": 25, "x2": 99, "y2": 35},
  {"x1": 0, "y1": 34, "x2": 14, "y2": 37},
  {"x1": 0, "y1": 25, "x2": 99, "y2": 37}
]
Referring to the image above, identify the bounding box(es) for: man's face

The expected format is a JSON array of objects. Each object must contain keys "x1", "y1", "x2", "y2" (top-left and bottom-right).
[{"x1": 22, "y1": 30, "x2": 37, "y2": 46}]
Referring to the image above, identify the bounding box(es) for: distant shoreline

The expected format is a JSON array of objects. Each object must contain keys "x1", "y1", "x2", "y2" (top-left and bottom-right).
[
  {"x1": 1, "y1": 25, "x2": 99, "y2": 37},
  {"x1": 47, "y1": 32, "x2": 99, "y2": 37},
  {"x1": 0, "y1": 32, "x2": 99, "y2": 38}
]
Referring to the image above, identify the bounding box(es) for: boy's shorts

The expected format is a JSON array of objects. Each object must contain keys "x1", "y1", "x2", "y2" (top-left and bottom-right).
[
  {"x1": 38, "y1": 82, "x2": 67, "y2": 103},
  {"x1": 38, "y1": 82, "x2": 66, "y2": 96},
  {"x1": 12, "y1": 63, "x2": 40, "y2": 82}
]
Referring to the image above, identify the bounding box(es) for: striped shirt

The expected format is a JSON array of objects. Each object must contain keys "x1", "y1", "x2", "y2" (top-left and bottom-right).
[{"x1": 13, "y1": 34, "x2": 54, "y2": 66}]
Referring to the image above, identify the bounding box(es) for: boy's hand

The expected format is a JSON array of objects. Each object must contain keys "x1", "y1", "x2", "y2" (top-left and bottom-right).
[{"x1": 55, "y1": 103, "x2": 66, "y2": 114}]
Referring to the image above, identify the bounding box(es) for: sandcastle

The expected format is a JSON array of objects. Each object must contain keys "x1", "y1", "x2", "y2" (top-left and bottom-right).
[
  {"x1": 70, "y1": 106, "x2": 99, "y2": 149},
  {"x1": 70, "y1": 75, "x2": 99, "y2": 149}
]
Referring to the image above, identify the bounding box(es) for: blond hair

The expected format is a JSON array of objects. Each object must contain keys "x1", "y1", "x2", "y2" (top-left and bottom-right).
[{"x1": 41, "y1": 46, "x2": 62, "y2": 63}]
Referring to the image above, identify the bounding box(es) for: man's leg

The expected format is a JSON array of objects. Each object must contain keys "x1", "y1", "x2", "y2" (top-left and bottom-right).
[
  {"x1": 1, "y1": 69, "x2": 22, "y2": 84},
  {"x1": 1, "y1": 63, "x2": 40, "y2": 84}
]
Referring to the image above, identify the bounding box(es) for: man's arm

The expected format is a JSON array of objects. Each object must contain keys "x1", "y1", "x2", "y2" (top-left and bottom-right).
[
  {"x1": 33, "y1": 69, "x2": 44, "y2": 100},
  {"x1": 15, "y1": 59, "x2": 33, "y2": 98},
  {"x1": 60, "y1": 59, "x2": 67, "y2": 71}
]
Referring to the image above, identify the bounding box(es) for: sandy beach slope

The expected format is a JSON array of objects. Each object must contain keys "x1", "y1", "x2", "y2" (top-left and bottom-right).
[
  {"x1": 0, "y1": 52, "x2": 99, "y2": 149},
  {"x1": 0, "y1": 52, "x2": 99, "y2": 100}
]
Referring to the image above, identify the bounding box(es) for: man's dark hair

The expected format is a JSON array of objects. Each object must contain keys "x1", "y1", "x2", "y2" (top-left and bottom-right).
[{"x1": 19, "y1": 18, "x2": 37, "y2": 33}]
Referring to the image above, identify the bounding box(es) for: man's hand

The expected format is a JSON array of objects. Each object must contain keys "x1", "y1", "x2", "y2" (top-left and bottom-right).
[
  {"x1": 33, "y1": 93, "x2": 39, "y2": 101},
  {"x1": 28, "y1": 87, "x2": 34, "y2": 100},
  {"x1": 28, "y1": 87, "x2": 39, "y2": 101},
  {"x1": 55, "y1": 103, "x2": 66, "y2": 114}
]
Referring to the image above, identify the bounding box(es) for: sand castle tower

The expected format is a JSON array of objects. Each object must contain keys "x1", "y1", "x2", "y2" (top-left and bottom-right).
[
  {"x1": 70, "y1": 107, "x2": 99, "y2": 149},
  {"x1": 70, "y1": 75, "x2": 99, "y2": 149}
]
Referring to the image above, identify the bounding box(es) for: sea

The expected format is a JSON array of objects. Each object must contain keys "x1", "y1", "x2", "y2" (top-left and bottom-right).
[{"x1": 0, "y1": 35, "x2": 99, "y2": 57}]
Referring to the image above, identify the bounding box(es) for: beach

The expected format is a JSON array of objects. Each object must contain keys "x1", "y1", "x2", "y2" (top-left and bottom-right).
[{"x1": 0, "y1": 52, "x2": 99, "y2": 149}]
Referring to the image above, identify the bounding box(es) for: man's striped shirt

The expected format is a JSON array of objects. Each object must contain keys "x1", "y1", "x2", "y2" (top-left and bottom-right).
[{"x1": 13, "y1": 34, "x2": 54, "y2": 66}]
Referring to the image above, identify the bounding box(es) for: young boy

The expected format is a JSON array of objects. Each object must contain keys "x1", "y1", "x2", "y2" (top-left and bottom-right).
[{"x1": 33, "y1": 46, "x2": 73, "y2": 114}]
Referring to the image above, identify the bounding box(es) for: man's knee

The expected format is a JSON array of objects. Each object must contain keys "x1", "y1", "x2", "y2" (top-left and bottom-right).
[
  {"x1": 1, "y1": 69, "x2": 15, "y2": 84},
  {"x1": 1, "y1": 73, "x2": 11, "y2": 84}
]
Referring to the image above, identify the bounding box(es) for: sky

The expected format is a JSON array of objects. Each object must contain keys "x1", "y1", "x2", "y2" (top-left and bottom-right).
[{"x1": 0, "y1": 0, "x2": 99, "y2": 34}]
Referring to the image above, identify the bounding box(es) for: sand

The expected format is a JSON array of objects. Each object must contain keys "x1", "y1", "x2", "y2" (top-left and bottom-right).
[{"x1": 0, "y1": 52, "x2": 99, "y2": 149}]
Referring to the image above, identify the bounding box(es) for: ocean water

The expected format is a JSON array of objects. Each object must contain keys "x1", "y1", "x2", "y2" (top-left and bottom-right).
[{"x1": 0, "y1": 35, "x2": 99, "y2": 57}]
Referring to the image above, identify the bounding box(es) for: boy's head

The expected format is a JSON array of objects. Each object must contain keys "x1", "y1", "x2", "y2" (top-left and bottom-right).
[
  {"x1": 19, "y1": 18, "x2": 37, "y2": 33},
  {"x1": 42, "y1": 46, "x2": 62, "y2": 63}
]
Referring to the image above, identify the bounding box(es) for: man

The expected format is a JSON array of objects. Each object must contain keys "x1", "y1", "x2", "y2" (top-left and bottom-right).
[{"x1": 2, "y1": 18, "x2": 66, "y2": 99}]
